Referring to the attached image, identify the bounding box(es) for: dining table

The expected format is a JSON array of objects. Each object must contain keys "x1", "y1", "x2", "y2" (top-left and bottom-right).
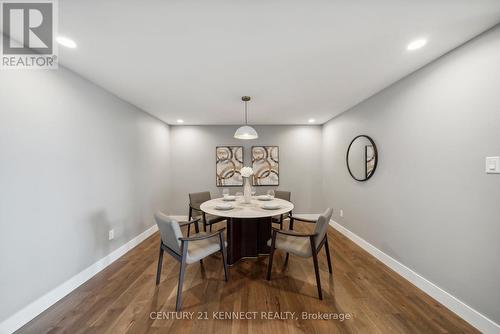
[{"x1": 200, "y1": 196, "x2": 294, "y2": 265}]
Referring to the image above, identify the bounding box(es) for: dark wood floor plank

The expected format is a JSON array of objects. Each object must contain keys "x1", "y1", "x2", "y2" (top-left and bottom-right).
[{"x1": 16, "y1": 223, "x2": 479, "y2": 334}]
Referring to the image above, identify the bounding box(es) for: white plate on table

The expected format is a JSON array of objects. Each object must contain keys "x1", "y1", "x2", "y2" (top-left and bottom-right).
[
  {"x1": 261, "y1": 203, "x2": 281, "y2": 210},
  {"x1": 257, "y1": 195, "x2": 273, "y2": 201},
  {"x1": 215, "y1": 203, "x2": 234, "y2": 210},
  {"x1": 223, "y1": 195, "x2": 236, "y2": 201}
]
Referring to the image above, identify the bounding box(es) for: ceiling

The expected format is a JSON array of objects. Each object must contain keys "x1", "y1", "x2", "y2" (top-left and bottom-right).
[{"x1": 57, "y1": 0, "x2": 500, "y2": 125}]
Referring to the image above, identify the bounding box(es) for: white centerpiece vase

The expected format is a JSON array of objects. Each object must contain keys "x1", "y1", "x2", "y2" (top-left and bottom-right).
[
  {"x1": 243, "y1": 177, "x2": 252, "y2": 204},
  {"x1": 240, "y1": 166, "x2": 254, "y2": 204}
]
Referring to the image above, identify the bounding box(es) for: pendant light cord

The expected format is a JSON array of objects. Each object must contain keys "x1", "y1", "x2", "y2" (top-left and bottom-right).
[{"x1": 245, "y1": 100, "x2": 248, "y2": 125}]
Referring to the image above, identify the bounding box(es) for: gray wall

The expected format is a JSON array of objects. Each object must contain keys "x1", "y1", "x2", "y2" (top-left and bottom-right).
[
  {"x1": 0, "y1": 69, "x2": 171, "y2": 322},
  {"x1": 2, "y1": 24, "x2": 500, "y2": 329},
  {"x1": 321, "y1": 26, "x2": 500, "y2": 323},
  {"x1": 169, "y1": 125, "x2": 323, "y2": 215}
]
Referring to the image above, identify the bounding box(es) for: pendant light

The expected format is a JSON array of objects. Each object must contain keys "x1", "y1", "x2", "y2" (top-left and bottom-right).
[{"x1": 234, "y1": 96, "x2": 258, "y2": 140}]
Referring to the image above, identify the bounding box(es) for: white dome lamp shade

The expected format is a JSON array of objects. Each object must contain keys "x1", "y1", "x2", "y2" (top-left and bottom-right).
[{"x1": 234, "y1": 96, "x2": 258, "y2": 140}]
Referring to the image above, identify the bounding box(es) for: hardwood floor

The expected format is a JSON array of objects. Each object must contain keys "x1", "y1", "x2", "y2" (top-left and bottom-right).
[{"x1": 17, "y1": 223, "x2": 478, "y2": 334}]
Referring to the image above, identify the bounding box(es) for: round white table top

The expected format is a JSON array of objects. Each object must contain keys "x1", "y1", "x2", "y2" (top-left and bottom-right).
[{"x1": 200, "y1": 197, "x2": 294, "y2": 218}]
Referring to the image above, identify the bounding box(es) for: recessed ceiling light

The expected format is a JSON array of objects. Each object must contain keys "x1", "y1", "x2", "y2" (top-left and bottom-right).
[
  {"x1": 176, "y1": 119, "x2": 184, "y2": 124},
  {"x1": 308, "y1": 118, "x2": 315, "y2": 123},
  {"x1": 407, "y1": 38, "x2": 427, "y2": 51},
  {"x1": 56, "y1": 36, "x2": 77, "y2": 49}
]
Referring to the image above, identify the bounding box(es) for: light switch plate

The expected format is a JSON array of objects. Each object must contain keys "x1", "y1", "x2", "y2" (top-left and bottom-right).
[{"x1": 485, "y1": 157, "x2": 500, "y2": 174}]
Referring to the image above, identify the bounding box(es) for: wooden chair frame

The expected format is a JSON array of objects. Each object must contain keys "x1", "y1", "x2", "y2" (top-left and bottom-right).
[
  {"x1": 188, "y1": 204, "x2": 224, "y2": 234},
  {"x1": 156, "y1": 218, "x2": 229, "y2": 311},
  {"x1": 271, "y1": 209, "x2": 292, "y2": 230},
  {"x1": 266, "y1": 215, "x2": 332, "y2": 300}
]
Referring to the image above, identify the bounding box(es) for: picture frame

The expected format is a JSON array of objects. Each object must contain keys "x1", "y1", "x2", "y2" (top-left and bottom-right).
[
  {"x1": 251, "y1": 146, "x2": 279, "y2": 186},
  {"x1": 216, "y1": 146, "x2": 244, "y2": 187}
]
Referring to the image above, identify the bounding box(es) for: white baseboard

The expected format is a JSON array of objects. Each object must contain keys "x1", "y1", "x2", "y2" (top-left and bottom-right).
[
  {"x1": 2, "y1": 216, "x2": 498, "y2": 334},
  {"x1": 328, "y1": 219, "x2": 500, "y2": 334},
  {"x1": 0, "y1": 224, "x2": 159, "y2": 334}
]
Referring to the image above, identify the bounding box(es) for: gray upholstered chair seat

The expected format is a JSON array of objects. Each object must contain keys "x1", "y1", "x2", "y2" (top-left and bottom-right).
[
  {"x1": 266, "y1": 233, "x2": 311, "y2": 257},
  {"x1": 186, "y1": 232, "x2": 228, "y2": 264},
  {"x1": 189, "y1": 191, "x2": 226, "y2": 232},
  {"x1": 267, "y1": 208, "x2": 334, "y2": 300},
  {"x1": 154, "y1": 212, "x2": 229, "y2": 310},
  {"x1": 271, "y1": 190, "x2": 292, "y2": 229}
]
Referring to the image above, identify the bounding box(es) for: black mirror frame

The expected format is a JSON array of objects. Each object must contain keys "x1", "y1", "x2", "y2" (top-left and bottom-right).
[{"x1": 346, "y1": 135, "x2": 378, "y2": 182}]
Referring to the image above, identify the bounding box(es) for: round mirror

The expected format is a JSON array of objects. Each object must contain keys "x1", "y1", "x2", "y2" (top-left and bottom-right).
[{"x1": 346, "y1": 135, "x2": 378, "y2": 182}]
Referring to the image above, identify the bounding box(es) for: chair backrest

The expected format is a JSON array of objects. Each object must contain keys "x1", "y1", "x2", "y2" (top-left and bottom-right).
[
  {"x1": 154, "y1": 212, "x2": 183, "y2": 254},
  {"x1": 189, "y1": 191, "x2": 211, "y2": 210},
  {"x1": 274, "y1": 190, "x2": 291, "y2": 202},
  {"x1": 313, "y1": 208, "x2": 333, "y2": 247}
]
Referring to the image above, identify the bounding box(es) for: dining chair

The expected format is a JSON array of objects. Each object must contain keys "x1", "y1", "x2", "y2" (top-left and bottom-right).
[
  {"x1": 272, "y1": 190, "x2": 292, "y2": 229},
  {"x1": 154, "y1": 212, "x2": 228, "y2": 311},
  {"x1": 188, "y1": 191, "x2": 225, "y2": 234},
  {"x1": 266, "y1": 208, "x2": 333, "y2": 300}
]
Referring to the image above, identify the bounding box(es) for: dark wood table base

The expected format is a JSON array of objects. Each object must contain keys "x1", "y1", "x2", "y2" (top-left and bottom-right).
[{"x1": 226, "y1": 216, "x2": 272, "y2": 265}]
